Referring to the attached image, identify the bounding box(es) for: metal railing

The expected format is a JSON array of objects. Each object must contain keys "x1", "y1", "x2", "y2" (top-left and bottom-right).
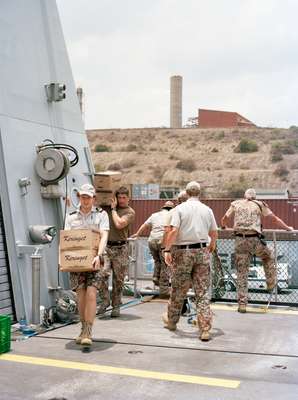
[{"x1": 128, "y1": 230, "x2": 298, "y2": 306}]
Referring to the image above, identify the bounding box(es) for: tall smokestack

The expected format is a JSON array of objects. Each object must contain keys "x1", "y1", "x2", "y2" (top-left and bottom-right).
[{"x1": 170, "y1": 75, "x2": 182, "y2": 128}]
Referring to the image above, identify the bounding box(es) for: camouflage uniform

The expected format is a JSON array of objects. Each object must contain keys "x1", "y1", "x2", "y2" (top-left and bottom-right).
[
  {"x1": 148, "y1": 239, "x2": 170, "y2": 296},
  {"x1": 167, "y1": 197, "x2": 217, "y2": 334},
  {"x1": 145, "y1": 208, "x2": 172, "y2": 295},
  {"x1": 235, "y1": 237, "x2": 276, "y2": 305},
  {"x1": 98, "y1": 205, "x2": 135, "y2": 310},
  {"x1": 70, "y1": 263, "x2": 110, "y2": 291},
  {"x1": 98, "y1": 244, "x2": 129, "y2": 308},
  {"x1": 225, "y1": 199, "x2": 276, "y2": 306},
  {"x1": 169, "y1": 248, "x2": 212, "y2": 331}
]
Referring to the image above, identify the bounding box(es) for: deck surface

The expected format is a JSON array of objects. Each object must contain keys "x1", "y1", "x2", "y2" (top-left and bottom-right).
[{"x1": 1, "y1": 300, "x2": 298, "y2": 400}]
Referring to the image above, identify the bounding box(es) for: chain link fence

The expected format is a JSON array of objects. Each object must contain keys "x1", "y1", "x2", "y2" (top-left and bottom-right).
[
  {"x1": 128, "y1": 231, "x2": 298, "y2": 306},
  {"x1": 212, "y1": 230, "x2": 298, "y2": 306}
]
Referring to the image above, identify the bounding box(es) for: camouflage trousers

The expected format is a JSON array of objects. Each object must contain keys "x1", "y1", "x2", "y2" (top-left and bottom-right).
[
  {"x1": 235, "y1": 237, "x2": 276, "y2": 305},
  {"x1": 69, "y1": 255, "x2": 110, "y2": 291},
  {"x1": 148, "y1": 239, "x2": 170, "y2": 296},
  {"x1": 97, "y1": 244, "x2": 129, "y2": 309},
  {"x1": 168, "y1": 248, "x2": 212, "y2": 333}
]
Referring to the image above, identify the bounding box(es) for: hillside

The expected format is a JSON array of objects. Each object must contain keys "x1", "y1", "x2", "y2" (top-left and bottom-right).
[{"x1": 87, "y1": 127, "x2": 298, "y2": 197}]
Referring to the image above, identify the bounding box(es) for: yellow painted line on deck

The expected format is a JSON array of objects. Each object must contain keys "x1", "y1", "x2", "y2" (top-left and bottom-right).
[
  {"x1": 0, "y1": 354, "x2": 240, "y2": 389},
  {"x1": 211, "y1": 304, "x2": 298, "y2": 315}
]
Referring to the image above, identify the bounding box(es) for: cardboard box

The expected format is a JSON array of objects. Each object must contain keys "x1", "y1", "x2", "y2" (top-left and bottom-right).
[
  {"x1": 59, "y1": 229, "x2": 100, "y2": 251},
  {"x1": 59, "y1": 249, "x2": 98, "y2": 272},
  {"x1": 59, "y1": 229, "x2": 100, "y2": 272},
  {"x1": 95, "y1": 190, "x2": 113, "y2": 206},
  {"x1": 93, "y1": 171, "x2": 122, "y2": 191}
]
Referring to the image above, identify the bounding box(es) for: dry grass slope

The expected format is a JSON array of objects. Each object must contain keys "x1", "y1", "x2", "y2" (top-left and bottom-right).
[{"x1": 87, "y1": 127, "x2": 298, "y2": 197}]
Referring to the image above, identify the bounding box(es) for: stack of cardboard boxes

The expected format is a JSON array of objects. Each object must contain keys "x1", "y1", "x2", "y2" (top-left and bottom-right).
[
  {"x1": 93, "y1": 171, "x2": 122, "y2": 206},
  {"x1": 59, "y1": 229, "x2": 100, "y2": 272}
]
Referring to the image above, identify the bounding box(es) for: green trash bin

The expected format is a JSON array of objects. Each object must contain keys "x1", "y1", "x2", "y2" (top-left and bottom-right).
[{"x1": 0, "y1": 315, "x2": 11, "y2": 354}]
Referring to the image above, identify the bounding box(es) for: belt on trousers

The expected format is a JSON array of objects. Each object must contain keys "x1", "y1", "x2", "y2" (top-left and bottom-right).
[
  {"x1": 235, "y1": 232, "x2": 259, "y2": 238},
  {"x1": 107, "y1": 240, "x2": 127, "y2": 247},
  {"x1": 176, "y1": 243, "x2": 207, "y2": 249}
]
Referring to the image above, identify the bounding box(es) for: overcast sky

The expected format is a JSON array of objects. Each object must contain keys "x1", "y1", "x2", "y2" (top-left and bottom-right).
[{"x1": 57, "y1": 0, "x2": 298, "y2": 130}]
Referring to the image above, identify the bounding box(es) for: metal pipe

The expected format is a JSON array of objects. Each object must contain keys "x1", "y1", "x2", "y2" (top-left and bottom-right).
[
  {"x1": 31, "y1": 253, "x2": 42, "y2": 325},
  {"x1": 133, "y1": 241, "x2": 138, "y2": 298},
  {"x1": 272, "y1": 231, "x2": 278, "y2": 302}
]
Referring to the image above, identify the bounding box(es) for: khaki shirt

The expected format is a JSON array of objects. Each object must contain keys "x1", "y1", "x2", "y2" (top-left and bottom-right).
[
  {"x1": 171, "y1": 198, "x2": 217, "y2": 245},
  {"x1": 64, "y1": 206, "x2": 110, "y2": 231},
  {"x1": 107, "y1": 206, "x2": 135, "y2": 241},
  {"x1": 225, "y1": 199, "x2": 272, "y2": 233},
  {"x1": 145, "y1": 209, "x2": 171, "y2": 241}
]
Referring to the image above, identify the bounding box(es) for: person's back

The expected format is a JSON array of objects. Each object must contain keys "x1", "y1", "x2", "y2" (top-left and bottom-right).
[
  {"x1": 221, "y1": 188, "x2": 293, "y2": 313},
  {"x1": 230, "y1": 198, "x2": 271, "y2": 234},
  {"x1": 163, "y1": 181, "x2": 218, "y2": 341},
  {"x1": 147, "y1": 209, "x2": 170, "y2": 242},
  {"x1": 173, "y1": 199, "x2": 216, "y2": 245}
]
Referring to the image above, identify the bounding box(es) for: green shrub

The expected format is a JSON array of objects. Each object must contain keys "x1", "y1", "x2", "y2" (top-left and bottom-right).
[
  {"x1": 225, "y1": 181, "x2": 247, "y2": 198},
  {"x1": 274, "y1": 164, "x2": 289, "y2": 177},
  {"x1": 289, "y1": 125, "x2": 298, "y2": 134},
  {"x1": 94, "y1": 162, "x2": 104, "y2": 172},
  {"x1": 152, "y1": 166, "x2": 165, "y2": 179},
  {"x1": 176, "y1": 159, "x2": 196, "y2": 172},
  {"x1": 94, "y1": 144, "x2": 110, "y2": 152},
  {"x1": 122, "y1": 143, "x2": 138, "y2": 152},
  {"x1": 107, "y1": 163, "x2": 122, "y2": 171},
  {"x1": 271, "y1": 149, "x2": 283, "y2": 162},
  {"x1": 121, "y1": 159, "x2": 136, "y2": 169},
  {"x1": 234, "y1": 139, "x2": 258, "y2": 153},
  {"x1": 216, "y1": 132, "x2": 225, "y2": 140},
  {"x1": 272, "y1": 140, "x2": 298, "y2": 155}
]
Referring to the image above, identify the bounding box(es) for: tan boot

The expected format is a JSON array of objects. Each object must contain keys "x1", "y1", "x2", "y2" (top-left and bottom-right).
[
  {"x1": 111, "y1": 306, "x2": 120, "y2": 318},
  {"x1": 238, "y1": 304, "x2": 246, "y2": 313},
  {"x1": 75, "y1": 321, "x2": 86, "y2": 345},
  {"x1": 162, "y1": 313, "x2": 177, "y2": 331},
  {"x1": 81, "y1": 322, "x2": 93, "y2": 346},
  {"x1": 200, "y1": 331, "x2": 210, "y2": 342}
]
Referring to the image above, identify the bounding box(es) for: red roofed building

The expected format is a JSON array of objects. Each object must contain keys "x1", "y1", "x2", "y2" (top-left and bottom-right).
[{"x1": 198, "y1": 109, "x2": 256, "y2": 128}]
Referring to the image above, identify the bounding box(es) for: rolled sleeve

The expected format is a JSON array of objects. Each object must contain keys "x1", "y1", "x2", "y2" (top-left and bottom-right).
[
  {"x1": 145, "y1": 215, "x2": 153, "y2": 226},
  {"x1": 209, "y1": 210, "x2": 218, "y2": 231},
  {"x1": 171, "y1": 209, "x2": 181, "y2": 228},
  {"x1": 225, "y1": 205, "x2": 235, "y2": 218},
  {"x1": 100, "y1": 211, "x2": 110, "y2": 231},
  {"x1": 124, "y1": 209, "x2": 135, "y2": 225},
  {"x1": 64, "y1": 215, "x2": 71, "y2": 230}
]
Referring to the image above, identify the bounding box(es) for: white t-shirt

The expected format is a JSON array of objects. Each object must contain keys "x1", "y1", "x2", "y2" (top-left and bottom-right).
[
  {"x1": 145, "y1": 209, "x2": 172, "y2": 241},
  {"x1": 171, "y1": 198, "x2": 217, "y2": 245}
]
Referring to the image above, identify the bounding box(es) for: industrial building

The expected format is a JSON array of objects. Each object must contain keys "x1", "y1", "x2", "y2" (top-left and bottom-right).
[{"x1": 198, "y1": 108, "x2": 256, "y2": 128}]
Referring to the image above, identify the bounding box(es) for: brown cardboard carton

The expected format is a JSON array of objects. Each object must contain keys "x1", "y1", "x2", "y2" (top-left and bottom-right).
[
  {"x1": 93, "y1": 171, "x2": 122, "y2": 191},
  {"x1": 59, "y1": 229, "x2": 100, "y2": 251},
  {"x1": 59, "y1": 248, "x2": 98, "y2": 272},
  {"x1": 95, "y1": 190, "x2": 113, "y2": 206}
]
